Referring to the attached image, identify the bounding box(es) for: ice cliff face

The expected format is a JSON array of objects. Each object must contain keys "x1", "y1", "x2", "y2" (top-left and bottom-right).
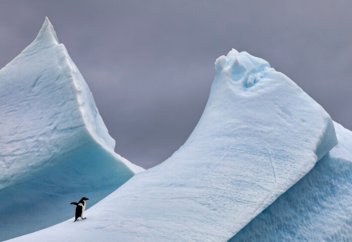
[
  {"x1": 10, "y1": 46, "x2": 341, "y2": 241},
  {"x1": 0, "y1": 18, "x2": 142, "y2": 240},
  {"x1": 230, "y1": 122, "x2": 352, "y2": 241}
]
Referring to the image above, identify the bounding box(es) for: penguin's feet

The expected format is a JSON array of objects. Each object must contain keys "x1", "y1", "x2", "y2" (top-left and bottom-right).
[{"x1": 82, "y1": 217, "x2": 87, "y2": 220}]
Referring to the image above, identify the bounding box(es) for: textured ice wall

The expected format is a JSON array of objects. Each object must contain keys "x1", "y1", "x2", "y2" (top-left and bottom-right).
[
  {"x1": 12, "y1": 49, "x2": 337, "y2": 242},
  {"x1": 0, "y1": 18, "x2": 142, "y2": 240},
  {"x1": 230, "y1": 122, "x2": 352, "y2": 241}
]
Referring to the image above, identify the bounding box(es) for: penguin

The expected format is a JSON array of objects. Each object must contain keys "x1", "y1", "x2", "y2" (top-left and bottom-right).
[{"x1": 70, "y1": 197, "x2": 89, "y2": 222}]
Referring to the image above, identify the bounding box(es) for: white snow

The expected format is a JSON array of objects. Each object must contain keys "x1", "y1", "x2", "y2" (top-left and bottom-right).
[
  {"x1": 8, "y1": 46, "x2": 338, "y2": 241},
  {"x1": 0, "y1": 18, "x2": 142, "y2": 240}
]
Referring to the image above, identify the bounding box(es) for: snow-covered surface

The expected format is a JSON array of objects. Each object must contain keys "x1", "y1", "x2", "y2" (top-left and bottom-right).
[
  {"x1": 10, "y1": 48, "x2": 338, "y2": 241},
  {"x1": 230, "y1": 122, "x2": 352, "y2": 241},
  {"x1": 0, "y1": 18, "x2": 142, "y2": 240}
]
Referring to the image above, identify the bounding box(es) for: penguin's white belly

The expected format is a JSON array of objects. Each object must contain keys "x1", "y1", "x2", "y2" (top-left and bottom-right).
[{"x1": 82, "y1": 202, "x2": 86, "y2": 217}]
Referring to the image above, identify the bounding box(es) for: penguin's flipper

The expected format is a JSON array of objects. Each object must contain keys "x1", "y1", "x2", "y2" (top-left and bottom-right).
[{"x1": 70, "y1": 202, "x2": 78, "y2": 205}]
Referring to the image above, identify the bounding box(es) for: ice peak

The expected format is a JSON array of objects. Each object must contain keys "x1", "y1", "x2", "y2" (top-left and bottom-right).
[
  {"x1": 31, "y1": 17, "x2": 59, "y2": 47},
  {"x1": 214, "y1": 49, "x2": 271, "y2": 88},
  {"x1": 0, "y1": 17, "x2": 142, "y2": 240},
  {"x1": 215, "y1": 48, "x2": 238, "y2": 71}
]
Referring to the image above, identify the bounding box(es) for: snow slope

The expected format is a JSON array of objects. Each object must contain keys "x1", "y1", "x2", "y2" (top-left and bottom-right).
[
  {"x1": 230, "y1": 122, "x2": 352, "y2": 241},
  {"x1": 10, "y1": 49, "x2": 337, "y2": 241},
  {"x1": 0, "y1": 18, "x2": 142, "y2": 240}
]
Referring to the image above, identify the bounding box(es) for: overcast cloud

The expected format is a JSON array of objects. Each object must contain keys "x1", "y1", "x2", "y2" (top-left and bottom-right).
[{"x1": 0, "y1": 0, "x2": 351, "y2": 168}]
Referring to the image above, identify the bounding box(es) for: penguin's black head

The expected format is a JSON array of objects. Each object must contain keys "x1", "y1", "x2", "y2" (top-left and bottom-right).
[{"x1": 80, "y1": 197, "x2": 89, "y2": 202}]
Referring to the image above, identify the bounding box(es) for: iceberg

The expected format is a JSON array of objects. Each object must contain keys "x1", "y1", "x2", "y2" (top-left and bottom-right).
[
  {"x1": 230, "y1": 122, "x2": 352, "y2": 241},
  {"x1": 9, "y1": 46, "x2": 338, "y2": 241},
  {"x1": 0, "y1": 18, "x2": 142, "y2": 241}
]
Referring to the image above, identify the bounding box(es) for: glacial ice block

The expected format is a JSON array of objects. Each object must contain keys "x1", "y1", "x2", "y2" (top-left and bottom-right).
[
  {"x1": 11, "y1": 49, "x2": 337, "y2": 242},
  {"x1": 0, "y1": 18, "x2": 142, "y2": 240},
  {"x1": 230, "y1": 122, "x2": 352, "y2": 242}
]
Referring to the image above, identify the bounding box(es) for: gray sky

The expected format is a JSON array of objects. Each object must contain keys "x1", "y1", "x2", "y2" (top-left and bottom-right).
[{"x1": 1, "y1": 0, "x2": 351, "y2": 168}]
